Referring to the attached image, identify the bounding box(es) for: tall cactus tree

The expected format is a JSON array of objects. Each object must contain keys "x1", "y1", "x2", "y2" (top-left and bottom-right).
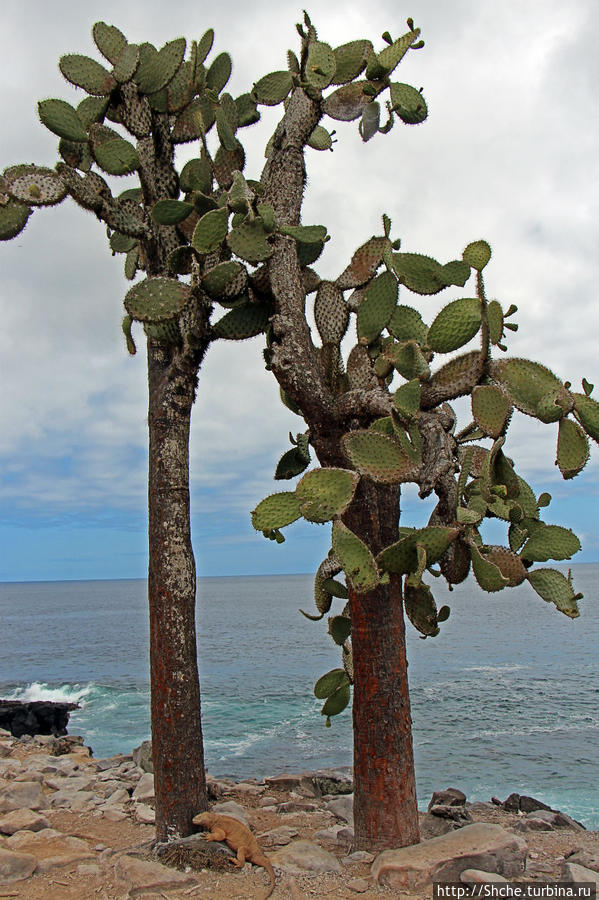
[{"x1": 249, "y1": 13, "x2": 598, "y2": 851}]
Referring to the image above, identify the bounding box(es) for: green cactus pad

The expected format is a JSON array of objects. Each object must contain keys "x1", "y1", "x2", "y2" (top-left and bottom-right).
[
  {"x1": 251, "y1": 71, "x2": 293, "y2": 106},
  {"x1": 332, "y1": 521, "x2": 379, "y2": 594},
  {"x1": 387, "y1": 304, "x2": 428, "y2": 344},
  {"x1": 393, "y1": 379, "x2": 421, "y2": 419},
  {"x1": 573, "y1": 392, "x2": 599, "y2": 443},
  {"x1": 306, "y1": 41, "x2": 336, "y2": 89},
  {"x1": 314, "y1": 668, "x2": 349, "y2": 699},
  {"x1": 124, "y1": 277, "x2": 192, "y2": 323},
  {"x1": 143, "y1": 320, "x2": 181, "y2": 344},
  {"x1": 92, "y1": 22, "x2": 127, "y2": 64},
  {"x1": 180, "y1": 156, "x2": 212, "y2": 193},
  {"x1": 196, "y1": 28, "x2": 214, "y2": 64},
  {"x1": 342, "y1": 430, "x2": 416, "y2": 484},
  {"x1": 307, "y1": 125, "x2": 334, "y2": 151},
  {"x1": 359, "y1": 101, "x2": 380, "y2": 142},
  {"x1": 331, "y1": 40, "x2": 372, "y2": 84},
  {"x1": 356, "y1": 271, "x2": 398, "y2": 343},
  {"x1": 321, "y1": 682, "x2": 351, "y2": 721},
  {"x1": 377, "y1": 526, "x2": 458, "y2": 575},
  {"x1": 227, "y1": 219, "x2": 273, "y2": 263},
  {"x1": 314, "y1": 282, "x2": 349, "y2": 345},
  {"x1": 202, "y1": 261, "x2": 247, "y2": 301},
  {"x1": 440, "y1": 259, "x2": 471, "y2": 288},
  {"x1": 471, "y1": 385, "x2": 512, "y2": 438},
  {"x1": 6, "y1": 166, "x2": 67, "y2": 207},
  {"x1": 392, "y1": 252, "x2": 448, "y2": 295},
  {"x1": 206, "y1": 52, "x2": 232, "y2": 94},
  {"x1": 135, "y1": 38, "x2": 186, "y2": 94},
  {"x1": 89, "y1": 125, "x2": 139, "y2": 175},
  {"x1": 279, "y1": 224, "x2": 328, "y2": 243},
  {"x1": 520, "y1": 524, "x2": 581, "y2": 563},
  {"x1": 336, "y1": 236, "x2": 388, "y2": 288},
  {"x1": 404, "y1": 582, "x2": 438, "y2": 636},
  {"x1": 109, "y1": 231, "x2": 136, "y2": 254},
  {"x1": 389, "y1": 83, "x2": 427, "y2": 124},
  {"x1": 191, "y1": 207, "x2": 229, "y2": 254},
  {"x1": 59, "y1": 54, "x2": 116, "y2": 96},
  {"x1": 300, "y1": 555, "x2": 343, "y2": 620},
  {"x1": 469, "y1": 542, "x2": 509, "y2": 592},
  {"x1": 125, "y1": 245, "x2": 139, "y2": 280},
  {"x1": 212, "y1": 301, "x2": 271, "y2": 340},
  {"x1": 427, "y1": 298, "x2": 482, "y2": 353},
  {"x1": 378, "y1": 28, "x2": 421, "y2": 75},
  {"x1": 490, "y1": 358, "x2": 566, "y2": 419},
  {"x1": 114, "y1": 43, "x2": 140, "y2": 83},
  {"x1": 556, "y1": 417, "x2": 589, "y2": 479},
  {"x1": 171, "y1": 98, "x2": 211, "y2": 143},
  {"x1": 275, "y1": 442, "x2": 311, "y2": 480},
  {"x1": 295, "y1": 468, "x2": 359, "y2": 523},
  {"x1": 322, "y1": 81, "x2": 372, "y2": 122},
  {"x1": 346, "y1": 344, "x2": 377, "y2": 391},
  {"x1": 421, "y1": 351, "x2": 484, "y2": 408},
  {"x1": 462, "y1": 240, "x2": 491, "y2": 271},
  {"x1": 251, "y1": 491, "x2": 302, "y2": 531},
  {"x1": 151, "y1": 199, "x2": 194, "y2": 226},
  {"x1": 0, "y1": 200, "x2": 31, "y2": 240},
  {"x1": 487, "y1": 299, "x2": 504, "y2": 346},
  {"x1": 328, "y1": 615, "x2": 352, "y2": 645},
  {"x1": 527, "y1": 567, "x2": 582, "y2": 618},
  {"x1": 383, "y1": 340, "x2": 430, "y2": 381},
  {"x1": 38, "y1": 99, "x2": 88, "y2": 143},
  {"x1": 482, "y1": 546, "x2": 528, "y2": 586}
]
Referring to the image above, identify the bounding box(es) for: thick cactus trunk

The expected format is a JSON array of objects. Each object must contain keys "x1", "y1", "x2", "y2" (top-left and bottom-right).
[
  {"x1": 147, "y1": 341, "x2": 208, "y2": 840},
  {"x1": 345, "y1": 482, "x2": 420, "y2": 850}
]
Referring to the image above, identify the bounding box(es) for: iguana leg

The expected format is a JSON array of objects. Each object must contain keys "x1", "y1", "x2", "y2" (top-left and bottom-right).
[
  {"x1": 204, "y1": 828, "x2": 227, "y2": 842},
  {"x1": 232, "y1": 846, "x2": 247, "y2": 868}
]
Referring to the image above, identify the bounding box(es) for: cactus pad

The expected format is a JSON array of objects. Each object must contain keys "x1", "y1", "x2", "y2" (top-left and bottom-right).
[
  {"x1": 191, "y1": 207, "x2": 229, "y2": 254},
  {"x1": 421, "y1": 350, "x2": 484, "y2": 408},
  {"x1": 206, "y1": 52, "x2": 232, "y2": 94},
  {"x1": 89, "y1": 125, "x2": 139, "y2": 175},
  {"x1": 346, "y1": 344, "x2": 378, "y2": 391},
  {"x1": 38, "y1": 99, "x2": 87, "y2": 143},
  {"x1": 487, "y1": 299, "x2": 504, "y2": 346},
  {"x1": 378, "y1": 28, "x2": 421, "y2": 75},
  {"x1": 377, "y1": 526, "x2": 458, "y2": 575},
  {"x1": 251, "y1": 71, "x2": 293, "y2": 106},
  {"x1": 356, "y1": 270, "x2": 398, "y2": 344},
  {"x1": 92, "y1": 22, "x2": 127, "y2": 65},
  {"x1": 306, "y1": 41, "x2": 336, "y2": 89},
  {"x1": 124, "y1": 277, "x2": 192, "y2": 323},
  {"x1": 387, "y1": 304, "x2": 428, "y2": 344},
  {"x1": 212, "y1": 302, "x2": 271, "y2": 340},
  {"x1": 135, "y1": 38, "x2": 186, "y2": 94},
  {"x1": 314, "y1": 282, "x2": 349, "y2": 345},
  {"x1": 0, "y1": 201, "x2": 31, "y2": 240},
  {"x1": 573, "y1": 392, "x2": 599, "y2": 443},
  {"x1": 427, "y1": 298, "x2": 482, "y2": 353},
  {"x1": 332, "y1": 521, "x2": 380, "y2": 593},
  {"x1": 469, "y1": 542, "x2": 509, "y2": 592},
  {"x1": 152, "y1": 199, "x2": 194, "y2": 225},
  {"x1": 520, "y1": 524, "x2": 581, "y2": 563},
  {"x1": 202, "y1": 261, "x2": 247, "y2": 301},
  {"x1": 6, "y1": 166, "x2": 67, "y2": 207},
  {"x1": 556, "y1": 417, "x2": 589, "y2": 479},
  {"x1": 295, "y1": 468, "x2": 359, "y2": 522},
  {"x1": 392, "y1": 252, "x2": 448, "y2": 295},
  {"x1": 114, "y1": 43, "x2": 140, "y2": 83},
  {"x1": 383, "y1": 340, "x2": 430, "y2": 381},
  {"x1": 307, "y1": 125, "x2": 335, "y2": 151},
  {"x1": 389, "y1": 83, "x2": 427, "y2": 124},
  {"x1": 251, "y1": 491, "x2": 302, "y2": 531},
  {"x1": 342, "y1": 430, "x2": 417, "y2": 484},
  {"x1": 462, "y1": 240, "x2": 491, "y2": 271},
  {"x1": 404, "y1": 582, "x2": 438, "y2": 636},
  {"x1": 527, "y1": 568, "x2": 582, "y2": 618},
  {"x1": 336, "y1": 236, "x2": 387, "y2": 288},
  {"x1": 59, "y1": 54, "x2": 116, "y2": 96},
  {"x1": 482, "y1": 546, "x2": 527, "y2": 586},
  {"x1": 471, "y1": 385, "x2": 512, "y2": 438},
  {"x1": 322, "y1": 81, "x2": 372, "y2": 122},
  {"x1": 180, "y1": 156, "x2": 212, "y2": 194},
  {"x1": 490, "y1": 358, "x2": 567, "y2": 419},
  {"x1": 331, "y1": 40, "x2": 372, "y2": 84},
  {"x1": 227, "y1": 219, "x2": 273, "y2": 263},
  {"x1": 314, "y1": 668, "x2": 349, "y2": 699}
]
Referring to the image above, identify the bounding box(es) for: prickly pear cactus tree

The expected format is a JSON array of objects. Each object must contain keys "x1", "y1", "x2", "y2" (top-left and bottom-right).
[{"x1": 246, "y1": 13, "x2": 598, "y2": 851}]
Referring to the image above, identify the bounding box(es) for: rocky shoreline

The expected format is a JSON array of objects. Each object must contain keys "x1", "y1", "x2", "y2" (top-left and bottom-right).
[{"x1": 0, "y1": 730, "x2": 596, "y2": 899}]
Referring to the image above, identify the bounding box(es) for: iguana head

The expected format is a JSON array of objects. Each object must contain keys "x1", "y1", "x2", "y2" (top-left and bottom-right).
[{"x1": 192, "y1": 811, "x2": 216, "y2": 827}]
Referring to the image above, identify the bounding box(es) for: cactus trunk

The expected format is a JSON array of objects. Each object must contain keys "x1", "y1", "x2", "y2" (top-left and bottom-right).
[
  {"x1": 344, "y1": 481, "x2": 420, "y2": 850},
  {"x1": 147, "y1": 341, "x2": 208, "y2": 840}
]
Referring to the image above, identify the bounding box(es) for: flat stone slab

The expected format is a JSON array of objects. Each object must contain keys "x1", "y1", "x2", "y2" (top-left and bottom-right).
[
  {"x1": 562, "y1": 862, "x2": 599, "y2": 888},
  {"x1": 0, "y1": 846, "x2": 37, "y2": 884},
  {"x1": 0, "y1": 781, "x2": 49, "y2": 812},
  {"x1": 0, "y1": 808, "x2": 50, "y2": 834},
  {"x1": 115, "y1": 854, "x2": 197, "y2": 893},
  {"x1": 269, "y1": 839, "x2": 342, "y2": 874},
  {"x1": 372, "y1": 823, "x2": 527, "y2": 892}
]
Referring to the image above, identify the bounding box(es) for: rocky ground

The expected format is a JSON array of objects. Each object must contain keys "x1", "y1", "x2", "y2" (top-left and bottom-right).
[{"x1": 0, "y1": 731, "x2": 597, "y2": 899}]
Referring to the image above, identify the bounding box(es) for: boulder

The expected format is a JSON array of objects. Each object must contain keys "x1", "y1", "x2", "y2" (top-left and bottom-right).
[
  {"x1": 0, "y1": 808, "x2": 50, "y2": 834},
  {"x1": 561, "y1": 862, "x2": 599, "y2": 889},
  {"x1": 258, "y1": 825, "x2": 299, "y2": 848},
  {"x1": 428, "y1": 788, "x2": 466, "y2": 811},
  {"x1": 461, "y1": 868, "x2": 509, "y2": 884},
  {"x1": 132, "y1": 740, "x2": 153, "y2": 773},
  {"x1": 325, "y1": 794, "x2": 354, "y2": 824},
  {"x1": 131, "y1": 772, "x2": 154, "y2": 802},
  {"x1": 211, "y1": 800, "x2": 248, "y2": 824},
  {"x1": 0, "y1": 700, "x2": 78, "y2": 737},
  {"x1": 372, "y1": 823, "x2": 527, "y2": 892},
  {"x1": 0, "y1": 781, "x2": 48, "y2": 812},
  {"x1": 565, "y1": 850, "x2": 599, "y2": 873},
  {"x1": 115, "y1": 854, "x2": 197, "y2": 892}
]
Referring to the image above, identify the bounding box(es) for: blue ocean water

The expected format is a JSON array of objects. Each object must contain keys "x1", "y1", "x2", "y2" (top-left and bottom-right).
[{"x1": 0, "y1": 568, "x2": 597, "y2": 828}]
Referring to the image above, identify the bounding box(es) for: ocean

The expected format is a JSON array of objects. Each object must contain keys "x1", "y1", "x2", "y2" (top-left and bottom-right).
[{"x1": 0, "y1": 568, "x2": 597, "y2": 828}]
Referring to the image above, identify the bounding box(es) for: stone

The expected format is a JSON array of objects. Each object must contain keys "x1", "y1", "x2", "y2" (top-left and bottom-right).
[
  {"x1": 304, "y1": 768, "x2": 353, "y2": 797},
  {"x1": 258, "y1": 825, "x2": 299, "y2": 848},
  {"x1": 347, "y1": 876, "x2": 370, "y2": 892},
  {"x1": 325, "y1": 794, "x2": 353, "y2": 824},
  {"x1": 0, "y1": 846, "x2": 37, "y2": 884},
  {"x1": 134, "y1": 803, "x2": 155, "y2": 824},
  {"x1": 233, "y1": 782, "x2": 264, "y2": 797},
  {"x1": 429, "y1": 804, "x2": 473, "y2": 825},
  {"x1": 275, "y1": 799, "x2": 319, "y2": 814},
  {"x1": 0, "y1": 743, "x2": 12, "y2": 759},
  {"x1": 77, "y1": 863, "x2": 101, "y2": 876},
  {"x1": 269, "y1": 839, "x2": 342, "y2": 874},
  {"x1": 519, "y1": 795, "x2": 553, "y2": 813},
  {"x1": 524, "y1": 809, "x2": 586, "y2": 831},
  {"x1": 115, "y1": 854, "x2": 197, "y2": 892},
  {"x1": 513, "y1": 817, "x2": 554, "y2": 832},
  {"x1": 132, "y1": 740, "x2": 154, "y2": 773},
  {"x1": 344, "y1": 850, "x2": 375, "y2": 865},
  {"x1": 461, "y1": 868, "x2": 509, "y2": 883},
  {"x1": 264, "y1": 774, "x2": 304, "y2": 792},
  {"x1": 95, "y1": 754, "x2": 133, "y2": 772},
  {"x1": 0, "y1": 808, "x2": 50, "y2": 834},
  {"x1": 102, "y1": 807, "x2": 128, "y2": 822},
  {"x1": 313, "y1": 824, "x2": 354, "y2": 851},
  {"x1": 45, "y1": 774, "x2": 95, "y2": 792},
  {"x1": 211, "y1": 800, "x2": 248, "y2": 824},
  {"x1": 561, "y1": 862, "x2": 599, "y2": 888},
  {"x1": 6, "y1": 828, "x2": 94, "y2": 871},
  {"x1": 50, "y1": 789, "x2": 96, "y2": 810},
  {"x1": 105, "y1": 787, "x2": 130, "y2": 805},
  {"x1": 565, "y1": 850, "x2": 599, "y2": 873},
  {"x1": 0, "y1": 781, "x2": 49, "y2": 812},
  {"x1": 428, "y1": 788, "x2": 467, "y2": 811},
  {"x1": 372, "y1": 823, "x2": 527, "y2": 892},
  {"x1": 131, "y1": 772, "x2": 154, "y2": 802}
]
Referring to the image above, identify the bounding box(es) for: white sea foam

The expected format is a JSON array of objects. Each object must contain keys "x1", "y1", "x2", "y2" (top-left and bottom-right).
[{"x1": 6, "y1": 681, "x2": 95, "y2": 706}]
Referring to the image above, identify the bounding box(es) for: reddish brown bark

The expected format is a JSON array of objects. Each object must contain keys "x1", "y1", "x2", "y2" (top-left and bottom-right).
[
  {"x1": 147, "y1": 341, "x2": 208, "y2": 840},
  {"x1": 345, "y1": 481, "x2": 420, "y2": 850}
]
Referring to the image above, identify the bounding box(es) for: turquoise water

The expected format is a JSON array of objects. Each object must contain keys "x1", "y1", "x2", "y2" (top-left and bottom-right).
[{"x1": 0, "y1": 569, "x2": 597, "y2": 828}]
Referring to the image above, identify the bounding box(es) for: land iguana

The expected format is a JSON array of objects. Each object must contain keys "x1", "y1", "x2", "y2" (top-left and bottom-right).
[{"x1": 192, "y1": 810, "x2": 276, "y2": 899}]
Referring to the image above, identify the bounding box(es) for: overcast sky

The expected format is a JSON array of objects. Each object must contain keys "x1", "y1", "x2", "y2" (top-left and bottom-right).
[{"x1": 1, "y1": 0, "x2": 598, "y2": 582}]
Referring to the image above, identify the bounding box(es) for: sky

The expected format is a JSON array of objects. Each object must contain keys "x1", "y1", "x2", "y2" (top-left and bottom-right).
[{"x1": 1, "y1": 0, "x2": 598, "y2": 581}]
